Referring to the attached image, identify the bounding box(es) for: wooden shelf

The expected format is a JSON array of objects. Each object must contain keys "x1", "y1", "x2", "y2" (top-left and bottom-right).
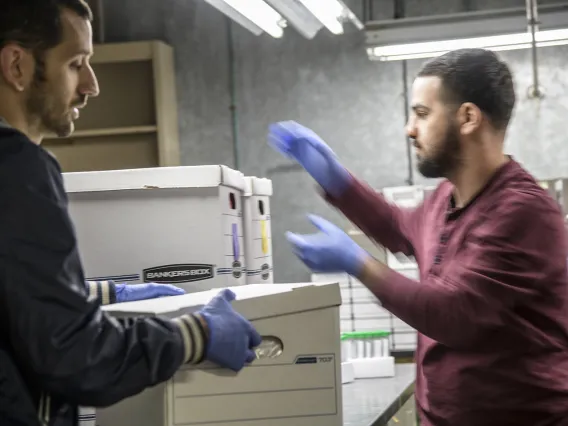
[
  {"x1": 45, "y1": 125, "x2": 158, "y2": 140},
  {"x1": 43, "y1": 40, "x2": 180, "y2": 171},
  {"x1": 91, "y1": 41, "x2": 157, "y2": 64}
]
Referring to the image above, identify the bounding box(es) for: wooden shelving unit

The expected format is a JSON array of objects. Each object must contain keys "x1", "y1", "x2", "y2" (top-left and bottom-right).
[{"x1": 43, "y1": 40, "x2": 180, "y2": 172}]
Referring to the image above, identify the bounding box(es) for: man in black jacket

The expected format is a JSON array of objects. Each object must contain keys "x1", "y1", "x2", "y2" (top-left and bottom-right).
[{"x1": 0, "y1": 1, "x2": 262, "y2": 425}]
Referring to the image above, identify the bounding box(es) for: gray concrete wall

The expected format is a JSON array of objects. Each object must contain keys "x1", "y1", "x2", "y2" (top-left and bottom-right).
[{"x1": 101, "y1": 0, "x2": 568, "y2": 282}]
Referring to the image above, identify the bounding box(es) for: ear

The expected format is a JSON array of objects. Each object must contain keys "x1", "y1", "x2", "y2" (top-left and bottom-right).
[
  {"x1": 0, "y1": 44, "x2": 34, "y2": 92},
  {"x1": 457, "y1": 102, "x2": 482, "y2": 136}
]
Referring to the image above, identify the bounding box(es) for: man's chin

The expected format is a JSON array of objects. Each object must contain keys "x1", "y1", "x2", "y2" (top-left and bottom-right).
[
  {"x1": 417, "y1": 159, "x2": 444, "y2": 179},
  {"x1": 51, "y1": 121, "x2": 74, "y2": 138}
]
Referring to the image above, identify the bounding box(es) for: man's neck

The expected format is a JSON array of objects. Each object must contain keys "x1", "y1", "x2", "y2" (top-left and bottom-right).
[
  {"x1": 0, "y1": 114, "x2": 42, "y2": 144},
  {"x1": 450, "y1": 153, "x2": 509, "y2": 208}
]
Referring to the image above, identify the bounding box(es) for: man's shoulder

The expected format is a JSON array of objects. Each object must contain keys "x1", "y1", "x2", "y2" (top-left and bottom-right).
[
  {"x1": 479, "y1": 175, "x2": 564, "y2": 243},
  {"x1": 496, "y1": 164, "x2": 561, "y2": 219},
  {"x1": 0, "y1": 128, "x2": 61, "y2": 185}
]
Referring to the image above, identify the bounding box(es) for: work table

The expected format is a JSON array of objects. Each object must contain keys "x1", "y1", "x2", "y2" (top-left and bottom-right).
[{"x1": 343, "y1": 363, "x2": 417, "y2": 426}]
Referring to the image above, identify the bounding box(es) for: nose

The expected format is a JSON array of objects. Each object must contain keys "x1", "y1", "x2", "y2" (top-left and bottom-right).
[
  {"x1": 406, "y1": 117, "x2": 417, "y2": 139},
  {"x1": 79, "y1": 64, "x2": 100, "y2": 98}
]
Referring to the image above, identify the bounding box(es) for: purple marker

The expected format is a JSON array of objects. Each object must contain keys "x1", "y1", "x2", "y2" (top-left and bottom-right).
[{"x1": 232, "y1": 223, "x2": 240, "y2": 261}]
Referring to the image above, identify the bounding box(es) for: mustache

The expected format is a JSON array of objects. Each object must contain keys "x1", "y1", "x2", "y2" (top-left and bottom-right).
[{"x1": 72, "y1": 95, "x2": 87, "y2": 108}]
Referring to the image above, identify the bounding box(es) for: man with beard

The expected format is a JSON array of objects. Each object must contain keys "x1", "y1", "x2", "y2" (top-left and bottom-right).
[
  {"x1": 0, "y1": 1, "x2": 261, "y2": 425},
  {"x1": 268, "y1": 48, "x2": 568, "y2": 425}
]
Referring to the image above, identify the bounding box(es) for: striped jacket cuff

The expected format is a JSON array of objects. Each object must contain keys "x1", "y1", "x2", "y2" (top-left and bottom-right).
[
  {"x1": 86, "y1": 280, "x2": 117, "y2": 305},
  {"x1": 172, "y1": 314, "x2": 208, "y2": 365}
]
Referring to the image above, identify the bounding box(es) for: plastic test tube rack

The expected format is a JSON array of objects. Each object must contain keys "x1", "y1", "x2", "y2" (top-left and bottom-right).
[{"x1": 341, "y1": 331, "x2": 395, "y2": 381}]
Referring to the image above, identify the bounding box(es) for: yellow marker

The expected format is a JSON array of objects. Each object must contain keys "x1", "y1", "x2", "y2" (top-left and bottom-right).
[{"x1": 261, "y1": 220, "x2": 269, "y2": 254}]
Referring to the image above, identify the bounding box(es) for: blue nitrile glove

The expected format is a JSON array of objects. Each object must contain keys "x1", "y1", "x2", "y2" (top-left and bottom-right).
[
  {"x1": 115, "y1": 283, "x2": 185, "y2": 303},
  {"x1": 198, "y1": 289, "x2": 262, "y2": 372},
  {"x1": 286, "y1": 214, "x2": 369, "y2": 277},
  {"x1": 268, "y1": 121, "x2": 352, "y2": 198}
]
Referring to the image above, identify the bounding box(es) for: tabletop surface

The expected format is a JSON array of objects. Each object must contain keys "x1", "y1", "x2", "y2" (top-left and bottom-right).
[{"x1": 342, "y1": 363, "x2": 416, "y2": 426}]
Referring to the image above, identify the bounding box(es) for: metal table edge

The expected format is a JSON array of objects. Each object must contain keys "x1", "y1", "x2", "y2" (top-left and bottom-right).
[{"x1": 369, "y1": 379, "x2": 416, "y2": 426}]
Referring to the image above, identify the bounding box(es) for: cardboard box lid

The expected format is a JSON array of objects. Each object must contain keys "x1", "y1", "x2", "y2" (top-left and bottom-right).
[
  {"x1": 243, "y1": 177, "x2": 253, "y2": 197},
  {"x1": 63, "y1": 165, "x2": 245, "y2": 193},
  {"x1": 102, "y1": 282, "x2": 341, "y2": 321},
  {"x1": 243, "y1": 176, "x2": 273, "y2": 197},
  {"x1": 252, "y1": 177, "x2": 273, "y2": 196}
]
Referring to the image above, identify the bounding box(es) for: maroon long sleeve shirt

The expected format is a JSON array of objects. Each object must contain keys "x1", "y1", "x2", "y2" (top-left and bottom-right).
[{"x1": 327, "y1": 159, "x2": 568, "y2": 426}]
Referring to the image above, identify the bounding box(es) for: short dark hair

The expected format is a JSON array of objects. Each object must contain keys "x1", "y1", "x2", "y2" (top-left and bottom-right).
[
  {"x1": 0, "y1": 0, "x2": 92, "y2": 56},
  {"x1": 417, "y1": 48, "x2": 516, "y2": 130}
]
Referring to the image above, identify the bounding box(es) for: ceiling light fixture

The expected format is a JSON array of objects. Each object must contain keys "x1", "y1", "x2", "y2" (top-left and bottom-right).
[
  {"x1": 203, "y1": 0, "x2": 286, "y2": 38},
  {"x1": 365, "y1": 3, "x2": 568, "y2": 61}
]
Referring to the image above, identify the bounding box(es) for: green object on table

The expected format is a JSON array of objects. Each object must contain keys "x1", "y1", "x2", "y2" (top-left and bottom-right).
[{"x1": 341, "y1": 330, "x2": 391, "y2": 340}]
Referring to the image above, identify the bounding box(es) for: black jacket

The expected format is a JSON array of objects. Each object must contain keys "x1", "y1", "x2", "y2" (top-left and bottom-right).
[{"x1": 0, "y1": 126, "x2": 207, "y2": 426}]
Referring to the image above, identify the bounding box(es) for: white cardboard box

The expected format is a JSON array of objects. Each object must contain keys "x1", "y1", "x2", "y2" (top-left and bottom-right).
[
  {"x1": 242, "y1": 176, "x2": 274, "y2": 284},
  {"x1": 381, "y1": 185, "x2": 423, "y2": 270},
  {"x1": 311, "y1": 273, "x2": 352, "y2": 332},
  {"x1": 63, "y1": 165, "x2": 248, "y2": 292},
  {"x1": 95, "y1": 282, "x2": 343, "y2": 426}
]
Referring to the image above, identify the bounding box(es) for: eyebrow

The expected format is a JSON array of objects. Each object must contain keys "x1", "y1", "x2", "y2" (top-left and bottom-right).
[
  {"x1": 68, "y1": 47, "x2": 93, "y2": 58},
  {"x1": 411, "y1": 103, "x2": 430, "y2": 112}
]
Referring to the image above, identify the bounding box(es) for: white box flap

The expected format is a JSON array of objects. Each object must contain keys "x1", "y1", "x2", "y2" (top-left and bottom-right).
[
  {"x1": 381, "y1": 185, "x2": 424, "y2": 207},
  {"x1": 63, "y1": 165, "x2": 245, "y2": 193},
  {"x1": 243, "y1": 176, "x2": 273, "y2": 197},
  {"x1": 102, "y1": 282, "x2": 341, "y2": 321},
  {"x1": 251, "y1": 177, "x2": 272, "y2": 196},
  {"x1": 243, "y1": 176, "x2": 253, "y2": 197}
]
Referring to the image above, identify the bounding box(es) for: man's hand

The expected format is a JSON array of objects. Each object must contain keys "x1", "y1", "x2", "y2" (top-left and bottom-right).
[
  {"x1": 115, "y1": 283, "x2": 185, "y2": 303},
  {"x1": 268, "y1": 121, "x2": 352, "y2": 197},
  {"x1": 285, "y1": 214, "x2": 370, "y2": 277},
  {"x1": 198, "y1": 289, "x2": 262, "y2": 372}
]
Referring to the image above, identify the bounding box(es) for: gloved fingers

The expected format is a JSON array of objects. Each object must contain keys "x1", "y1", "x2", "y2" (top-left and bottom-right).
[
  {"x1": 288, "y1": 234, "x2": 324, "y2": 265},
  {"x1": 300, "y1": 253, "x2": 320, "y2": 271},
  {"x1": 307, "y1": 214, "x2": 337, "y2": 234},
  {"x1": 245, "y1": 349, "x2": 257, "y2": 364},
  {"x1": 218, "y1": 288, "x2": 236, "y2": 303},
  {"x1": 285, "y1": 231, "x2": 309, "y2": 250},
  {"x1": 268, "y1": 123, "x2": 295, "y2": 147},
  {"x1": 296, "y1": 247, "x2": 333, "y2": 273},
  {"x1": 278, "y1": 120, "x2": 319, "y2": 141},
  {"x1": 206, "y1": 289, "x2": 234, "y2": 308},
  {"x1": 304, "y1": 132, "x2": 337, "y2": 161},
  {"x1": 268, "y1": 121, "x2": 296, "y2": 141},
  {"x1": 246, "y1": 323, "x2": 262, "y2": 348},
  {"x1": 294, "y1": 250, "x2": 313, "y2": 269},
  {"x1": 149, "y1": 283, "x2": 185, "y2": 296},
  {"x1": 269, "y1": 121, "x2": 319, "y2": 157},
  {"x1": 268, "y1": 133, "x2": 293, "y2": 158}
]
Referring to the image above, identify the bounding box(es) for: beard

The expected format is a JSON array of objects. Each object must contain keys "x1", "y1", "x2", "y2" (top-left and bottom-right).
[
  {"x1": 416, "y1": 123, "x2": 462, "y2": 179},
  {"x1": 25, "y1": 62, "x2": 75, "y2": 138}
]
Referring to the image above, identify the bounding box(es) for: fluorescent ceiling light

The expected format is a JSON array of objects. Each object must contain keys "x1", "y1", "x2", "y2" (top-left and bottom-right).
[
  {"x1": 203, "y1": 0, "x2": 263, "y2": 35},
  {"x1": 265, "y1": 0, "x2": 323, "y2": 39},
  {"x1": 203, "y1": 0, "x2": 285, "y2": 38},
  {"x1": 297, "y1": 0, "x2": 345, "y2": 34},
  {"x1": 365, "y1": 3, "x2": 568, "y2": 61},
  {"x1": 368, "y1": 28, "x2": 568, "y2": 61}
]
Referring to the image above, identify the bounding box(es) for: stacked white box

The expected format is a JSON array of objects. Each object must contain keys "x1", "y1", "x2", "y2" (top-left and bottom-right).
[
  {"x1": 63, "y1": 165, "x2": 247, "y2": 293},
  {"x1": 537, "y1": 177, "x2": 568, "y2": 215},
  {"x1": 95, "y1": 282, "x2": 343, "y2": 426},
  {"x1": 381, "y1": 185, "x2": 424, "y2": 271},
  {"x1": 242, "y1": 176, "x2": 274, "y2": 283},
  {"x1": 315, "y1": 187, "x2": 426, "y2": 355},
  {"x1": 311, "y1": 272, "x2": 352, "y2": 333}
]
